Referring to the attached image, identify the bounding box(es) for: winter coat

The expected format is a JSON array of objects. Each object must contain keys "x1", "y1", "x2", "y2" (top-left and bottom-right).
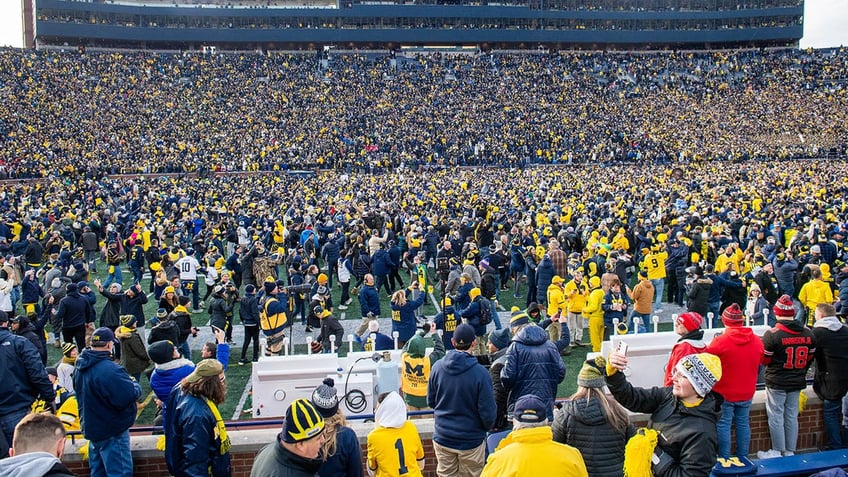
[
  {"x1": 165, "y1": 387, "x2": 231, "y2": 477},
  {"x1": 317, "y1": 425, "x2": 363, "y2": 477},
  {"x1": 481, "y1": 426, "x2": 588, "y2": 477},
  {"x1": 754, "y1": 270, "x2": 780, "y2": 306},
  {"x1": 317, "y1": 315, "x2": 345, "y2": 352},
  {"x1": 552, "y1": 396, "x2": 633, "y2": 477},
  {"x1": 706, "y1": 325, "x2": 764, "y2": 402},
  {"x1": 116, "y1": 326, "x2": 151, "y2": 376},
  {"x1": 606, "y1": 370, "x2": 721, "y2": 477},
  {"x1": 390, "y1": 290, "x2": 426, "y2": 343},
  {"x1": 208, "y1": 295, "x2": 233, "y2": 331},
  {"x1": 602, "y1": 291, "x2": 630, "y2": 327},
  {"x1": 812, "y1": 317, "x2": 848, "y2": 401},
  {"x1": 773, "y1": 258, "x2": 799, "y2": 296},
  {"x1": 150, "y1": 358, "x2": 195, "y2": 423},
  {"x1": 148, "y1": 319, "x2": 180, "y2": 346},
  {"x1": 459, "y1": 296, "x2": 487, "y2": 337},
  {"x1": 452, "y1": 282, "x2": 473, "y2": 313},
  {"x1": 371, "y1": 249, "x2": 394, "y2": 277},
  {"x1": 663, "y1": 330, "x2": 707, "y2": 386},
  {"x1": 500, "y1": 324, "x2": 566, "y2": 421},
  {"x1": 54, "y1": 290, "x2": 96, "y2": 329},
  {"x1": 240, "y1": 293, "x2": 259, "y2": 327},
  {"x1": 21, "y1": 275, "x2": 42, "y2": 305},
  {"x1": 687, "y1": 278, "x2": 712, "y2": 316},
  {"x1": 250, "y1": 437, "x2": 323, "y2": 477},
  {"x1": 358, "y1": 285, "x2": 381, "y2": 318},
  {"x1": 98, "y1": 289, "x2": 122, "y2": 328},
  {"x1": 480, "y1": 269, "x2": 497, "y2": 300},
  {"x1": 74, "y1": 348, "x2": 141, "y2": 442},
  {"x1": 15, "y1": 320, "x2": 47, "y2": 366},
  {"x1": 428, "y1": 350, "x2": 496, "y2": 450},
  {"x1": 352, "y1": 250, "x2": 371, "y2": 279},
  {"x1": 536, "y1": 256, "x2": 556, "y2": 303},
  {"x1": 0, "y1": 327, "x2": 54, "y2": 416},
  {"x1": 489, "y1": 348, "x2": 510, "y2": 432},
  {"x1": 170, "y1": 307, "x2": 194, "y2": 344}
]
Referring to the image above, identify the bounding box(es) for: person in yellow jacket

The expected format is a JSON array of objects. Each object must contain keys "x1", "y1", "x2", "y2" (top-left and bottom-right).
[
  {"x1": 481, "y1": 394, "x2": 588, "y2": 477},
  {"x1": 401, "y1": 323, "x2": 445, "y2": 412},
  {"x1": 643, "y1": 246, "x2": 668, "y2": 311},
  {"x1": 563, "y1": 271, "x2": 589, "y2": 348},
  {"x1": 582, "y1": 276, "x2": 606, "y2": 352},
  {"x1": 546, "y1": 276, "x2": 567, "y2": 343},
  {"x1": 798, "y1": 267, "x2": 834, "y2": 326}
]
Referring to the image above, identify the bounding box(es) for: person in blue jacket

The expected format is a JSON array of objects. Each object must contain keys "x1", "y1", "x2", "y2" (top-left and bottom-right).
[
  {"x1": 74, "y1": 327, "x2": 141, "y2": 477},
  {"x1": 427, "y1": 324, "x2": 496, "y2": 477},
  {"x1": 355, "y1": 274, "x2": 382, "y2": 336},
  {"x1": 148, "y1": 340, "x2": 195, "y2": 426},
  {"x1": 389, "y1": 282, "x2": 427, "y2": 347},
  {"x1": 310, "y1": 378, "x2": 363, "y2": 477},
  {"x1": 0, "y1": 311, "x2": 55, "y2": 458},
  {"x1": 165, "y1": 359, "x2": 231, "y2": 477}
]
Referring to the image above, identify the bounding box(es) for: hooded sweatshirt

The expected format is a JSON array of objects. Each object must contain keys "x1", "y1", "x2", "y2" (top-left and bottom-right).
[
  {"x1": 401, "y1": 332, "x2": 445, "y2": 408},
  {"x1": 427, "y1": 350, "x2": 496, "y2": 450},
  {"x1": 74, "y1": 348, "x2": 141, "y2": 442},
  {"x1": 706, "y1": 325, "x2": 764, "y2": 401},
  {"x1": 368, "y1": 392, "x2": 425, "y2": 477},
  {"x1": 0, "y1": 451, "x2": 74, "y2": 477}
]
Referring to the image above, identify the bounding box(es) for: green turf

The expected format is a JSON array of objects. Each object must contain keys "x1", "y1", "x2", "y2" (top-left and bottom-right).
[{"x1": 40, "y1": 266, "x2": 674, "y2": 424}]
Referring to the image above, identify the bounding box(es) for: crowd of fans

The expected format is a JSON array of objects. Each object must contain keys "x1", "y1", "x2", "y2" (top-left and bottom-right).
[{"x1": 1, "y1": 47, "x2": 846, "y2": 179}]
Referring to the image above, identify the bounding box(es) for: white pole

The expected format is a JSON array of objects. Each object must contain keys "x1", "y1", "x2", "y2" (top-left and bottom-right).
[
  {"x1": 306, "y1": 336, "x2": 313, "y2": 355},
  {"x1": 392, "y1": 331, "x2": 400, "y2": 350},
  {"x1": 633, "y1": 317, "x2": 641, "y2": 335},
  {"x1": 707, "y1": 312, "x2": 714, "y2": 329},
  {"x1": 763, "y1": 308, "x2": 770, "y2": 327},
  {"x1": 652, "y1": 315, "x2": 660, "y2": 333},
  {"x1": 348, "y1": 334, "x2": 355, "y2": 354},
  {"x1": 283, "y1": 337, "x2": 290, "y2": 356},
  {"x1": 329, "y1": 335, "x2": 337, "y2": 354}
]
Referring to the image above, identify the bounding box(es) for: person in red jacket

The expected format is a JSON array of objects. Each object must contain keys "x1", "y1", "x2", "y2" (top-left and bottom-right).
[
  {"x1": 663, "y1": 312, "x2": 706, "y2": 386},
  {"x1": 706, "y1": 303, "x2": 764, "y2": 459}
]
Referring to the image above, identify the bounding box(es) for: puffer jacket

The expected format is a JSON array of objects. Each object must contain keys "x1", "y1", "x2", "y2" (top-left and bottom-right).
[
  {"x1": 500, "y1": 324, "x2": 566, "y2": 421},
  {"x1": 535, "y1": 256, "x2": 556, "y2": 303},
  {"x1": 686, "y1": 278, "x2": 712, "y2": 316},
  {"x1": 552, "y1": 396, "x2": 633, "y2": 477},
  {"x1": 165, "y1": 387, "x2": 231, "y2": 477},
  {"x1": 150, "y1": 358, "x2": 195, "y2": 423},
  {"x1": 606, "y1": 370, "x2": 721, "y2": 477},
  {"x1": 0, "y1": 327, "x2": 54, "y2": 416},
  {"x1": 207, "y1": 294, "x2": 233, "y2": 330}
]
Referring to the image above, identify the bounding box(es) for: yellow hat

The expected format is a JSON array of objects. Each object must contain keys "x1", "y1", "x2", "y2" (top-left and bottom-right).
[
  {"x1": 589, "y1": 276, "x2": 601, "y2": 289},
  {"x1": 317, "y1": 273, "x2": 328, "y2": 284},
  {"x1": 149, "y1": 262, "x2": 161, "y2": 272},
  {"x1": 552, "y1": 275, "x2": 565, "y2": 285},
  {"x1": 469, "y1": 287, "x2": 481, "y2": 300},
  {"x1": 164, "y1": 286, "x2": 175, "y2": 294}
]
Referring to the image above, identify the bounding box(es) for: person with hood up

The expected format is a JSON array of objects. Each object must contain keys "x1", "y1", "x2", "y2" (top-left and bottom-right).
[
  {"x1": 73, "y1": 327, "x2": 141, "y2": 477},
  {"x1": 367, "y1": 391, "x2": 425, "y2": 477},
  {"x1": 553, "y1": 361, "x2": 633, "y2": 477},
  {"x1": 0, "y1": 413, "x2": 75, "y2": 477},
  {"x1": 663, "y1": 311, "x2": 707, "y2": 386},
  {"x1": 401, "y1": 323, "x2": 445, "y2": 412},
  {"x1": 706, "y1": 303, "x2": 764, "y2": 460},
  {"x1": 427, "y1": 324, "x2": 496, "y2": 477},
  {"x1": 11, "y1": 314, "x2": 47, "y2": 366},
  {"x1": 501, "y1": 312, "x2": 566, "y2": 422}
]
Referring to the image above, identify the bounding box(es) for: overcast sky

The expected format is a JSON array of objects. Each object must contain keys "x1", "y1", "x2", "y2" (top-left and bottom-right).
[{"x1": 1, "y1": 0, "x2": 846, "y2": 48}]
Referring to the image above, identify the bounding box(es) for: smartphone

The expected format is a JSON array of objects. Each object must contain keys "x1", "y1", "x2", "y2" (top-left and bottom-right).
[{"x1": 617, "y1": 341, "x2": 629, "y2": 356}]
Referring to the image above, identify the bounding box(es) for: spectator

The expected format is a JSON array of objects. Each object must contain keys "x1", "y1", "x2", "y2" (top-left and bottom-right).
[
  {"x1": 432, "y1": 297, "x2": 459, "y2": 351},
  {"x1": 706, "y1": 303, "x2": 764, "y2": 460},
  {"x1": 563, "y1": 271, "x2": 589, "y2": 348},
  {"x1": 53, "y1": 282, "x2": 96, "y2": 352},
  {"x1": 606, "y1": 351, "x2": 722, "y2": 477},
  {"x1": 0, "y1": 311, "x2": 55, "y2": 458},
  {"x1": 10, "y1": 314, "x2": 47, "y2": 366},
  {"x1": 758, "y1": 295, "x2": 817, "y2": 459},
  {"x1": 553, "y1": 361, "x2": 632, "y2": 476},
  {"x1": 501, "y1": 313, "x2": 566, "y2": 422},
  {"x1": 663, "y1": 312, "x2": 707, "y2": 386},
  {"x1": 116, "y1": 315, "x2": 151, "y2": 383},
  {"x1": 310, "y1": 379, "x2": 363, "y2": 477},
  {"x1": 367, "y1": 391, "x2": 425, "y2": 477},
  {"x1": 73, "y1": 327, "x2": 141, "y2": 477},
  {"x1": 389, "y1": 283, "x2": 426, "y2": 348},
  {"x1": 251, "y1": 398, "x2": 326, "y2": 476},
  {"x1": 238, "y1": 284, "x2": 260, "y2": 365},
  {"x1": 487, "y1": 327, "x2": 512, "y2": 433},
  {"x1": 746, "y1": 284, "x2": 771, "y2": 326},
  {"x1": 482, "y1": 394, "x2": 588, "y2": 477},
  {"x1": 148, "y1": 340, "x2": 194, "y2": 426},
  {"x1": 164, "y1": 359, "x2": 231, "y2": 477},
  {"x1": 56, "y1": 343, "x2": 77, "y2": 393},
  {"x1": 401, "y1": 323, "x2": 445, "y2": 412},
  {"x1": 798, "y1": 267, "x2": 834, "y2": 326},
  {"x1": 427, "y1": 323, "x2": 496, "y2": 477},
  {"x1": 313, "y1": 306, "x2": 344, "y2": 354},
  {"x1": 0, "y1": 413, "x2": 75, "y2": 477},
  {"x1": 356, "y1": 274, "x2": 381, "y2": 336},
  {"x1": 811, "y1": 303, "x2": 848, "y2": 450}
]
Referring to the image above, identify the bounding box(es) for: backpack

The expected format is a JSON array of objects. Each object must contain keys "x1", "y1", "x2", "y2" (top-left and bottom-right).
[
  {"x1": 259, "y1": 295, "x2": 287, "y2": 333},
  {"x1": 478, "y1": 297, "x2": 493, "y2": 325}
]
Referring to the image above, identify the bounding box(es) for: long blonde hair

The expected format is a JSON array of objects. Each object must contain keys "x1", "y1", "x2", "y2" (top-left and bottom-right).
[
  {"x1": 320, "y1": 411, "x2": 348, "y2": 460},
  {"x1": 391, "y1": 290, "x2": 407, "y2": 307},
  {"x1": 569, "y1": 386, "x2": 630, "y2": 433}
]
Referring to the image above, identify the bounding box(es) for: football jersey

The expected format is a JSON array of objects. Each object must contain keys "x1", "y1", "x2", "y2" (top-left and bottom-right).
[{"x1": 367, "y1": 421, "x2": 425, "y2": 477}]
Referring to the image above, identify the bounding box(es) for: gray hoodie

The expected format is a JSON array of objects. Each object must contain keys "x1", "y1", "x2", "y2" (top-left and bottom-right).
[{"x1": 0, "y1": 451, "x2": 68, "y2": 477}]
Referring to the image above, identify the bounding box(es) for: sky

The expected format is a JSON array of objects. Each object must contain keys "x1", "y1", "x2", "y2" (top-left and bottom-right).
[{"x1": 0, "y1": 0, "x2": 846, "y2": 49}]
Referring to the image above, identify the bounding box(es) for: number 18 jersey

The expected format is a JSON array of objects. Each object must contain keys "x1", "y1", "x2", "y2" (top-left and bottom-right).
[{"x1": 762, "y1": 320, "x2": 816, "y2": 391}]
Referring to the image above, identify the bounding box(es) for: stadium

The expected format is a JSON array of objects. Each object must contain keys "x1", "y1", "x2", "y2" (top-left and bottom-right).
[{"x1": 1, "y1": 0, "x2": 848, "y2": 476}]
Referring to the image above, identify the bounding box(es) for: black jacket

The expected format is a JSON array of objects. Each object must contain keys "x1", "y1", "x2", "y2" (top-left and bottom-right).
[
  {"x1": 488, "y1": 348, "x2": 509, "y2": 432},
  {"x1": 606, "y1": 370, "x2": 721, "y2": 477},
  {"x1": 54, "y1": 291, "x2": 95, "y2": 329},
  {"x1": 812, "y1": 318, "x2": 848, "y2": 401},
  {"x1": 240, "y1": 293, "x2": 260, "y2": 327},
  {"x1": 318, "y1": 315, "x2": 344, "y2": 351},
  {"x1": 552, "y1": 396, "x2": 634, "y2": 477},
  {"x1": 686, "y1": 278, "x2": 712, "y2": 317},
  {"x1": 250, "y1": 436, "x2": 323, "y2": 477},
  {"x1": 208, "y1": 295, "x2": 233, "y2": 330}
]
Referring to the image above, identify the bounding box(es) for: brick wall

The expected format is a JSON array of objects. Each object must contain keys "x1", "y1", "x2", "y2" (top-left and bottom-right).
[{"x1": 62, "y1": 399, "x2": 826, "y2": 477}]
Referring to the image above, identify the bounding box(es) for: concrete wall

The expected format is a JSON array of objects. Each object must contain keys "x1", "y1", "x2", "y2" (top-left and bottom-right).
[{"x1": 61, "y1": 390, "x2": 826, "y2": 477}]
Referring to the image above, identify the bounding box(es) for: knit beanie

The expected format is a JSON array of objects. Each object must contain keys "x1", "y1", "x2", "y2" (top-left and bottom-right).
[
  {"x1": 157, "y1": 308, "x2": 168, "y2": 320},
  {"x1": 721, "y1": 303, "x2": 744, "y2": 326},
  {"x1": 310, "y1": 378, "x2": 340, "y2": 418},
  {"x1": 773, "y1": 294, "x2": 795, "y2": 319},
  {"x1": 148, "y1": 340, "x2": 177, "y2": 365},
  {"x1": 577, "y1": 361, "x2": 606, "y2": 388},
  {"x1": 676, "y1": 353, "x2": 722, "y2": 397},
  {"x1": 488, "y1": 328, "x2": 511, "y2": 350},
  {"x1": 62, "y1": 343, "x2": 77, "y2": 358},
  {"x1": 676, "y1": 312, "x2": 703, "y2": 333},
  {"x1": 282, "y1": 399, "x2": 325, "y2": 444},
  {"x1": 510, "y1": 310, "x2": 529, "y2": 328},
  {"x1": 120, "y1": 315, "x2": 136, "y2": 327}
]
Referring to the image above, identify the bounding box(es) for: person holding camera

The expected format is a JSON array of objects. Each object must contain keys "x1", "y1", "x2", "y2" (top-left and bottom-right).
[{"x1": 208, "y1": 285, "x2": 236, "y2": 345}]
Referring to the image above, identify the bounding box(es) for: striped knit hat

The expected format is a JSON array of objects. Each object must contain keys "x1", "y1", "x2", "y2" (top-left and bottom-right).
[{"x1": 773, "y1": 294, "x2": 795, "y2": 319}]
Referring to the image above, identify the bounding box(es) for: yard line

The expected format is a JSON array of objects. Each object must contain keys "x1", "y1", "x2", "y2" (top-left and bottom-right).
[{"x1": 232, "y1": 378, "x2": 253, "y2": 421}]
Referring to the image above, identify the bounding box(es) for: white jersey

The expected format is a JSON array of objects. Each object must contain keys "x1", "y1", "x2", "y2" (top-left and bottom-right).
[{"x1": 176, "y1": 256, "x2": 201, "y2": 281}]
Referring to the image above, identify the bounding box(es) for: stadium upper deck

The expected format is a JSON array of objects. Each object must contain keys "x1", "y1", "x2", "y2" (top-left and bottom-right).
[{"x1": 32, "y1": 0, "x2": 803, "y2": 50}]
